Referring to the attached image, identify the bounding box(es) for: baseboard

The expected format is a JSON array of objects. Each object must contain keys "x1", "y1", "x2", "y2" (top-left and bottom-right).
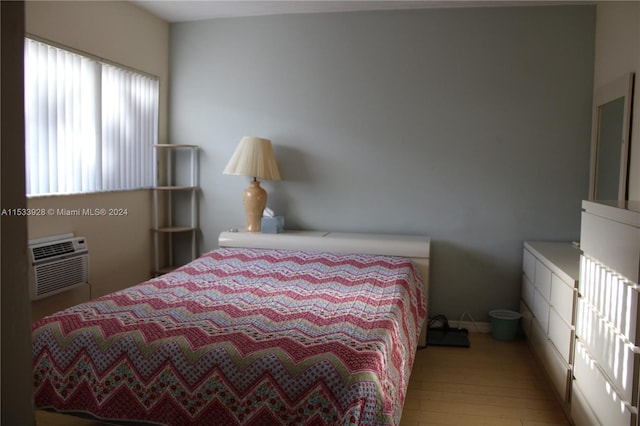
[{"x1": 447, "y1": 320, "x2": 491, "y2": 333}]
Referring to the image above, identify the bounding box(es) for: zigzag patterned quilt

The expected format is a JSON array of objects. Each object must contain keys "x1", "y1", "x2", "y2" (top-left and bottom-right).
[{"x1": 33, "y1": 247, "x2": 426, "y2": 425}]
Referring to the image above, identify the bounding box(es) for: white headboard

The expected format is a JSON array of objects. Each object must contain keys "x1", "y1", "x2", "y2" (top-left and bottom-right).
[{"x1": 218, "y1": 230, "x2": 430, "y2": 347}]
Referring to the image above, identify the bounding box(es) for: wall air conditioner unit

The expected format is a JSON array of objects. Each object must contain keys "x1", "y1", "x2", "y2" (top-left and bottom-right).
[{"x1": 28, "y1": 234, "x2": 89, "y2": 300}]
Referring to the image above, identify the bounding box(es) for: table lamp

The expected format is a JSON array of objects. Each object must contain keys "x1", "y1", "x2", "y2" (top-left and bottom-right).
[{"x1": 223, "y1": 136, "x2": 281, "y2": 232}]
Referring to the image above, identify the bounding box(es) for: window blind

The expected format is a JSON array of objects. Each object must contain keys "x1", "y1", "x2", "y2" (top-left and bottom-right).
[{"x1": 24, "y1": 38, "x2": 159, "y2": 196}]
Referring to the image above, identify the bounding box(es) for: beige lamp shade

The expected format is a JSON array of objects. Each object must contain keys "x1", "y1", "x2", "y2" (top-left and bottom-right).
[
  {"x1": 223, "y1": 137, "x2": 281, "y2": 181},
  {"x1": 223, "y1": 137, "x2": 281, "y2": 232}
]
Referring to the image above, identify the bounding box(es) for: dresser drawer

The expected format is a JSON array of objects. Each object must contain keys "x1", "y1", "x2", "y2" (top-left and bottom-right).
[
  {"x1": 531, "y1": 320, "x2": 570, "y2": 402},
  {"x1": 535, "y1": 261, "x2": 552, "y2": 301},
  {"x1": 548, "y1": 308, "x2": 574, "y2": 363},
  {"x1": 548, "y1": 307, "x2": 573, "y2": 363},
  {"x1": 580, "y1": 255, "x2": 639, "y2": 344},
  {"x1": 576, "y1": 298, "x2": 637, "y2": 402},
  {"x1": 521, "y1": 274, "x2": 534, "y2": 310},
  {"x1": 573, "y1": 340, "x2": 634, "y2": 426},
  {"x1": 533, "y1": 288, "x2": 550, "y2": 335},
  {"x1": 570, "y1": 384, "x2": 600, "y2": 426},
  {"x1": 550, "y1": 274, "x2": 575, "y2": 325},
  {"x1": 544, "y1": 345, "x2": 571, "y2": 403},
  {"x1": 529, "y1": 316, "x2": 547, "y2": 361},
  {"x1": 523, "y1": 248, "x2": 536, "y2": 282},
  {"x1": 581, "y1": 210, "x2": 640, "y2": 283},
  {"x1": 520, "y1": 300, "x2": 533, "y2": 338}
]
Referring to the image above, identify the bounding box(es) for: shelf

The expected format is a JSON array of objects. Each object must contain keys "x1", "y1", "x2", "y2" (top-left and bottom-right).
[
  {"x1": 152, "y1": 144, "x2": 199, "y2": 276},
  {"x1": 152, "y1": 227, "x2": 196, "y2": 233},
  {"x1": 154, "y1": 144, "x2": 198, "y2": 148},
  {"x1": 153, "y1": 186, "x2": 197, "y2": 191}
]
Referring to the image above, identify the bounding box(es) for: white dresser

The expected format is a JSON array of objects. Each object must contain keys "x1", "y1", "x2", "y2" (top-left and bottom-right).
[
  {"x1": 521, "y1": 241, "x2": 580, "y2": 408},
  {"x1": 572, "y1": 200, "x2": 640, "y2": 426}
]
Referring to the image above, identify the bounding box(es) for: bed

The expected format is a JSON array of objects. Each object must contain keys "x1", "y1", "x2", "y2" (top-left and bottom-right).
[{"x1": 32, "y1": 231, "x2": 430, "y2": 425}]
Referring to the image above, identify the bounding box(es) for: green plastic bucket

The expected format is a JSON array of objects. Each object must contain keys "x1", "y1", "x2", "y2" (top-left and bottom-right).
[{"x1": 489, "y1": 309, "x2": 522, "y2": 341}]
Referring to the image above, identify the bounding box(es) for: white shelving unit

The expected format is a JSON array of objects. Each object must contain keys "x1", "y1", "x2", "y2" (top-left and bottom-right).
[{"x1": 152, "y1": 144, "x2": 199, "y2": 276}]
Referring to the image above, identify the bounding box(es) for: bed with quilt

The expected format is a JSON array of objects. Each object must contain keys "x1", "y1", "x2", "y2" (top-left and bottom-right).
[{"x1": 32, "y1": 231, "x2": 429, "y2": 425}]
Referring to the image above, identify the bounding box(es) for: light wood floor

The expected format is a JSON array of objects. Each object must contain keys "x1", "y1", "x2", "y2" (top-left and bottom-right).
[
  {"x1": 400, "y1": 333, "x2": 569, "y2": 426},
  {"x1": 36, "y1": 333, "x2": 569, "y2": 426}
]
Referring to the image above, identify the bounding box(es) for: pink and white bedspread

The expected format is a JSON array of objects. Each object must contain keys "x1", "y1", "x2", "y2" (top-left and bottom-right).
[{"x1": 32, "y1": 247, "x2": 426, "y2": 425}]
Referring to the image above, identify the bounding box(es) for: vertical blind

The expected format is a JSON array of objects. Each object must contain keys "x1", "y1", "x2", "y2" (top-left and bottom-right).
[{"x1": 24, "y1": 38, "x2": 159, "y2": 196}]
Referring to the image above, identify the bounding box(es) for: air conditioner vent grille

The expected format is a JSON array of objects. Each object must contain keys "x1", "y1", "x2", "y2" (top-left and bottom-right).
[
  {"x1": 34, "y1": 256, "x2": 89, "y2": 297},
  {"x1": 32, "y1": 241, "x2": 75, "y2": 260}
]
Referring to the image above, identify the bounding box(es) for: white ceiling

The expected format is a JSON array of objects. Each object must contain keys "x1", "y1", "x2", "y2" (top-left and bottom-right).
[{"x1": 130, "y1": 0, "x2": 573, "y2": 23}]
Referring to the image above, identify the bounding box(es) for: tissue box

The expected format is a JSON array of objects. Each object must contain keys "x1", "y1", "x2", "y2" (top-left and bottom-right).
[{"x1": 261, "y1": 216, "x2": 284, "y2": 234}]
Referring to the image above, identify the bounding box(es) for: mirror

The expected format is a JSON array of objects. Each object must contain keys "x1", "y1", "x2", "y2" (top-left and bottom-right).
[{"x1": 589, "y1": 73, "x2": 634, "y2": 200}]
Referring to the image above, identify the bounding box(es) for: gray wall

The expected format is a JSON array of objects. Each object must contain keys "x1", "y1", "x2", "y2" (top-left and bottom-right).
[{"x1": 170, "y1": 6, "x2": 595, "y2": 321}]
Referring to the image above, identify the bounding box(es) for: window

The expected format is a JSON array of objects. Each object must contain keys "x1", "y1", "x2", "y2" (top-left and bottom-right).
[{"x1": 24, "y1": 38, "x2": 159, "y2": 196}]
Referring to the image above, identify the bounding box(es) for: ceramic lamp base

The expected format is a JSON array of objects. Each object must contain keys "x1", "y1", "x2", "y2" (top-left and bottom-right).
[{"x1": 243, "y1": 179, "x2": 267, "y2": 232}]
